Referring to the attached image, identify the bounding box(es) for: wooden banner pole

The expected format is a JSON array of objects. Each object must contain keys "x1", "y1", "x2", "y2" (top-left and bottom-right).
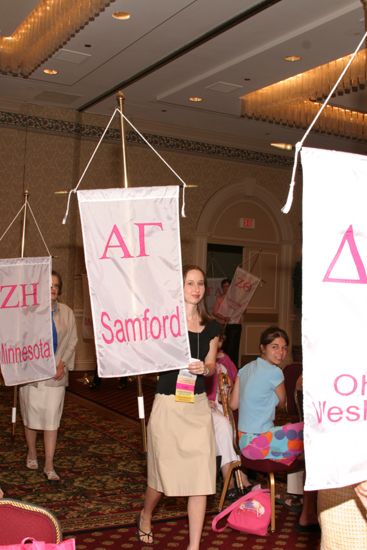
[
  {"x1": 11, "y1": 190, "x2": 29, "y2": 437},
  {"x1": 116, "y1": 92, "x2": 147, "y2": 453}
]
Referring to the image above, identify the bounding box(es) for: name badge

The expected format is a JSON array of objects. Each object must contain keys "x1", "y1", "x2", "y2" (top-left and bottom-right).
[{"x1": 175, "y1": 362, "x2": 197, "y2": 403}]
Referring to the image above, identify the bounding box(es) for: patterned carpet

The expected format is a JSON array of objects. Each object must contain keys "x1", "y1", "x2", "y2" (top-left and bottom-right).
[
  {"x1": 0, "y1": 379, "x2": 320, "y2": 548},
  {"x1": 70, "y1": 508, "x2": 321, "y2": 549},
  {"x1": 0, "y1": 385, "x2": 214, "y2": 532}
]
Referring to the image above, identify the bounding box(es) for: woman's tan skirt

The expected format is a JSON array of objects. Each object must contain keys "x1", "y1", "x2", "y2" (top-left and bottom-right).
[
  {"x1": 147, "y1": 393, "x2": 216, "y2": 497},
  {"x1": 19, "y1": 382, "x2": 66, "y2": 430},
  {"x1": 318, "y1": 486, "x2": 367, "y2": 550}
]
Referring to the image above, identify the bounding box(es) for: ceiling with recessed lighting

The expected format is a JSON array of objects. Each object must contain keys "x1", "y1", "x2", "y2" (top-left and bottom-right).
[{"x1": 0, "y1": 0, "x2": 366, "y2": 155}]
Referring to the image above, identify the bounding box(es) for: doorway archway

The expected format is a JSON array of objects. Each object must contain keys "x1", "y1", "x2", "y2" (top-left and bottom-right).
[{"x1": 194, "y1": 178, "x2": 295, "y2": 360}]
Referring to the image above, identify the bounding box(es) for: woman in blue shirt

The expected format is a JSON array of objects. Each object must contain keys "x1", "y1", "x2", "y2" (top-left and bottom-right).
[{"x1": 230, "y1": 326, "x2": 303, "y2": 464}]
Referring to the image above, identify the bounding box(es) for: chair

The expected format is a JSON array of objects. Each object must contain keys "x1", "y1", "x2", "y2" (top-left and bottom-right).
[
  {"x1": 283, "y1": 362, "x2": 302, "y2": 418},
  {"x1": 0, "y1": 498, "x2": 62, "y2": 544},
  {"x1": 215, "y1": 371, "x2": 245, "y2": 503},
  {"x1": 219, "y1": 363, "x2": 305, "y2": 532}
]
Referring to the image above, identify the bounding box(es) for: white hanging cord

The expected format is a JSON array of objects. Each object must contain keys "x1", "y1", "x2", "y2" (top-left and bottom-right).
[
  {"x1": 62, "y1": 108, "x2": 119, "y2": 224},
  {"x1": 282, "y1": 30, "x2": 367, "y2": 214},
  {"x1": 119, "y1": 109, "x2": 129, "y2": 188},
  {"x1": 27, "y1": 202, "x2": 52, "y2": 256},
  {"x1": 0, "y1": 203, "x2": 25, "y2": 243},
  {"x1": 116, "y1": 108, "x2": 189, "y2": 217}
]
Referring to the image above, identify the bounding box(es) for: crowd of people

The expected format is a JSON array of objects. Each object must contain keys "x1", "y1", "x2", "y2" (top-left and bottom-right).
[{"x1": 1, "y1": 267, "x2": 367, "y2": 550}]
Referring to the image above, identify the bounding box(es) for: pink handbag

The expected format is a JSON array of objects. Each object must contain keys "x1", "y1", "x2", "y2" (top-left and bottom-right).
[
  {"x1": 212, "y1": 488, "x2": 271, "y2": 536},
  {"x1": 0, "y1": 539, "x2": 75, "y2": 550}
]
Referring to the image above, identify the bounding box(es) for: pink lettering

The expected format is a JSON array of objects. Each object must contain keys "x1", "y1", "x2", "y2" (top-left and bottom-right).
[
  {"x1": 346, "y1": 405, "x2": 361, "y2": 421},
  {"x1": 100, "y1": 222, "x2": 164, "y2": 260},
  {"x1": 235, "y1": 279, "x2": 252, "y2": 291},
  {"x1": 150, "y1": 317, "x2": 162, "y2": 339},
  {"x1": 99, "y1": 305, "x2": 182, "y2": 345},
  {"x1": 99, "y1": 225, "x2": 134, "y2": 260},
  {"x1": 0, "y1": 284, "x2": 19, "y2": 309},
  {"x1": 125, "y1": 318, "x2": 143, "y2": 341},
  {"x1": 20, "y1": 283, "x2": 39, "y2": 307},
  {"x1": 101, "y1": 311, "x2": 114, "y2": 343},
  {"x1": 135, "y1": 223, "x2": 163, "y2": 257},
  {"x1": 114, "y1": 319, "x2": 126, "y2": 343},
  {"x1": 327, "y1": 406, "x2": 343, "y2": 422},
  {"x1": 323, "y1": 224, "x2": 367, "y2": 284},
  {"x1": 162, "y1": 315, "x2": 169, "y2": 338},
  {"x1": 142, "y1": 308, "x2": 150, "y2": 340},
  {"x1": 312, "y1": 401, "x2": 326, "y2": 423},
  {"x1": 170, "y1": 306, "x2": 181, "y2": 337},
  {"x1": 311, "y1": 399, "x2": 367, "y2": 424},
  {"x1": 0, "y1": 340, "x2": 50, "y2": 364},
  {"x1": 334, "y1": 374, "x2": 357, "y2": 396}
]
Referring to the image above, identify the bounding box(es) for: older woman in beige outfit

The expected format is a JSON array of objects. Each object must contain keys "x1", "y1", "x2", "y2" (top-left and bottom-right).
[{"x1": 19, "y1": 270, "x2": 77, "y2": 481}]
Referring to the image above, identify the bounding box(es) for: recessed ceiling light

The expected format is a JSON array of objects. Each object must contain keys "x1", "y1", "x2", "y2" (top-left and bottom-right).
[
  {"x1": 189, "y1": 96, "x2": 203, "y2": 103},
  {"x1": 43, "y1": 68, "x2": 58, "y2": 75},
  {"x1": 271, "y1": 142, "x2": 293, "y2": 151},
  {"x1": 112, "y1": 11, "x2": 131, "y2": 20},
  {"x1": 284, "y1": 55, "x2": 301, "y2": 62}
]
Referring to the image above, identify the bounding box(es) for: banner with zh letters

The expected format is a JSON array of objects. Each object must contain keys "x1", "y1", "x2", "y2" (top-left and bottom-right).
[{"x1": 0, "y1": 256, "x2": 55, "y2": 386}]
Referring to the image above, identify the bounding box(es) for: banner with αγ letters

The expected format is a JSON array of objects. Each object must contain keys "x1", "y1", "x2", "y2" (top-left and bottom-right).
[
  {"x1": 0, "y1": 256, "x2": 56, "y2": 386},
  {"x1": 77, "y1": 186, "x2": 191, "y2": 378},
  {"x1": 302, "y1": 147, "x2": 367, "y2": 490}
]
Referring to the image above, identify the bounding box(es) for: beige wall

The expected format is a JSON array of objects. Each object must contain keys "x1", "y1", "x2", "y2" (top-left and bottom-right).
[{"x1": 0, "y1": 103, "x2": 302, "y2": 370}]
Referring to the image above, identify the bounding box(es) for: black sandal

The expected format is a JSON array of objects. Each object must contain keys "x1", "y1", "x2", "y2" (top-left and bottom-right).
[
  {"x1": 136, "y1": 512, "x2": 153, "y2": 545},
  {"x1": 284, "y1": 495, "x2": 303, "y2": 513}
]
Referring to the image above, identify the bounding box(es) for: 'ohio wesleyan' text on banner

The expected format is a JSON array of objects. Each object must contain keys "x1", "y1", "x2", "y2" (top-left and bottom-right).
[{"x1": 302, "y1": 147, "x2": 367, "y2": 490}]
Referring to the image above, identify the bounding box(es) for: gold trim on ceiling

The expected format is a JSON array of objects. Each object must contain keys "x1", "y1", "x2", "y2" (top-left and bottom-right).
[
  {"x1": 241, "y1": 49, "x2": 367, "y2": 141},
  {"x1": 0, "y1": 0, "x2": 113, "y2": 77}
]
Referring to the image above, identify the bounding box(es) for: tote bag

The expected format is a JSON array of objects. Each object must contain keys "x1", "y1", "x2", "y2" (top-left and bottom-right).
[
  {"x1": 212, "y1": 488, "x2": 271, "y2": 536},
  {"x1": 0, "y1": 538, "x2": 75, "y2": 550}
]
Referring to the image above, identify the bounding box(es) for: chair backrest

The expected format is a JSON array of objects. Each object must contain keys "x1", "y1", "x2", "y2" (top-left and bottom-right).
[
  {"x1": 283, "y1": 362, "x2": 302, "y2": 418},
  {"x1": 0, "y1": 499, "x2": 62, "y2": 544}
]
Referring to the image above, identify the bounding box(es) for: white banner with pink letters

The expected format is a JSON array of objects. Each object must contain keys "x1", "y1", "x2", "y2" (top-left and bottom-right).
[
  {"x1": 0, "y1": 256, "x2": 56, "y2": 386},
  {"x1": 218, "y1": 266, "x2": 260, "y2": 322},
  {"x1": 302, "y1": 147, "x2": 367, "y2": 490},
  {"x1": 77, "y1": 186, "x2": 191, "y2": 377}
]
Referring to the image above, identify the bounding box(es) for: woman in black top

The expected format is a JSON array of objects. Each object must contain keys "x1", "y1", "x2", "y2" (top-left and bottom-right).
[{"x1": 137, "y1": 265, "x2": 220, "y2": 548}]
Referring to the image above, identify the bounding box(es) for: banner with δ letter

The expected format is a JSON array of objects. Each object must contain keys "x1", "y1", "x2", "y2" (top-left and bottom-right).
[
  {"x1": 0, "y1": 256, "x2": 56, "y2": 386},
  {"x1": 302, "y1": 147, "x2": 367, "y2": 490},
  {"x1": 77, "y1": 186, "x2": 191, "y2": 378}
]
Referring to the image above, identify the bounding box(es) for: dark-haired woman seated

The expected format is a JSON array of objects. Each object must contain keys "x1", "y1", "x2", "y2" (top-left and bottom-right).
[{"x1": 230, "y1": 326, "x2": 303, "y2": 464}]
